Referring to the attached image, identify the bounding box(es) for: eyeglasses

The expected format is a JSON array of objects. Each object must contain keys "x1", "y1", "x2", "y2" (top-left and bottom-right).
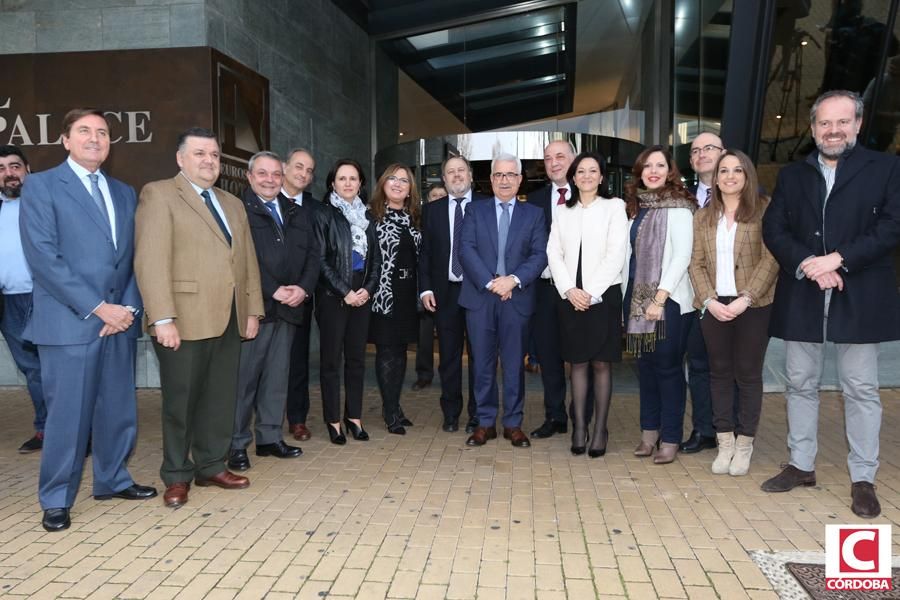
[
  {"x1": 491, "y1": 172, "x2": 520, "y2": 181},
  {"x1": 690, "y1": 144, "x2": 724, "y2": 157},
  {"x1": 386, "y1": 175, "x2": 410, "y2": 185}
]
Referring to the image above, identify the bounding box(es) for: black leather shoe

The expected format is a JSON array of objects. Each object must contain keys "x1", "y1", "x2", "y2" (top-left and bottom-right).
[
  {"x1": 398, "y1": 410, "x2": 413, "y2": 427},
  {"x1": 328, "y1": 424, "x2": 347, "y2": 445},
  {"x1": 531, "y1": 420, "x2": 567, "y2": 438},
  {"x1": 760, "y1": 464, "x2": 816, "y2": 492},
  {"x1": 465, "y1": 418, "x2": 479, "y2": 434},
  {"x1": 442, "y1": 419, "x2": 459, "y2": 433},
  {"x1": 256, "y1": 440, "x2": 302, "y2": 458},
  {"x1": 18, "y1": 432, "x2": 43, "y2": 454},
  {"x1": 344, "y1": 418, "x2": 369, "y2": 441},
  {"x1": 851, "y1": 482, "x2": 881, "y2": 518},
  {"x1": 411, "y1": 379, "x2": 432, "y2": 390},
  {"x1": 387, "y1": 421, "x2": 406, "y2": 435},
  {"x1": 679, "y1": 430, "x2": 717, "y2": 453},
  {"x1": 95, "y1": 484, "x2": 158, "y2": 501},
  {"x1": 42, "y1": 508, "x2": 70, "y2": 532},
  {"x1": 227, "y1": 449, "x2": 251, "y2": 471}
]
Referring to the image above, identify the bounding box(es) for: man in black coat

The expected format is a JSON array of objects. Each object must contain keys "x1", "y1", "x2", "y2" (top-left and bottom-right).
[
  {"x1": 761, "y1": 90, "x2": 900, "y2": 519},
  {"x1": 419, "y1": 156, "x2": 490, "y2": 433},
  {"x1": 228, "y1": 151, "x2": 320, "y2": 471}
]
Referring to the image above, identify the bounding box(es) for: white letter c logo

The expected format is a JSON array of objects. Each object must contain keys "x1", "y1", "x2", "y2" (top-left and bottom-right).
[{"x1": 843, "y1": 531, "x2": 876, "y2": 571}]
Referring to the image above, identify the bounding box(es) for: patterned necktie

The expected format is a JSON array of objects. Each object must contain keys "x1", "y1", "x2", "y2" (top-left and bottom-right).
[
  {"x1": 496, "y1": 202, "x2": 510, "y2": 276},
  {"x1": 264, "y1": 200, "x2": 283, "y2": 229},
  {"x1": 557, "y1": 187, "x2": 568, "y2": 205},
  {"x1": 201, "y1": 190, "x2": 232, "y2": 246},
  {"x1": 451, "y1": 198, "x2": 464, "y2": 278},
  {"x1": 87, "y1": 173, "x2": 113, "y2": 241}
]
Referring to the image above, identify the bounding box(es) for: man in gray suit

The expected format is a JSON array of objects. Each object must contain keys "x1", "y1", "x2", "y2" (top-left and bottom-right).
[{"x1": 20, "y1": 108, "x2": 157, "y2": 532}]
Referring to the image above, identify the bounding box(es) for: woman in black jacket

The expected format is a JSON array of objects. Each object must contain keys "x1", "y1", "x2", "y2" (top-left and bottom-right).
[{"x1": 315, "y1": 158, "x2": 381, "y2": 444}]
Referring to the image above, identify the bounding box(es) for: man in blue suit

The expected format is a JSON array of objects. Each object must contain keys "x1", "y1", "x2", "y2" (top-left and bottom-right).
[
  {"x1": 459, "y1": 153, "x2": 548, "y2": 448},
  {"x1": 20, "y1": 108, "x2": 157, "y2": 532}
]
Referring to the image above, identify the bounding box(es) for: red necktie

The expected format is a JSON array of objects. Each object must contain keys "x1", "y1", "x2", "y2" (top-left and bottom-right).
[{"x1": 557, "y1": 188, "x2": 567, "y2": 205}]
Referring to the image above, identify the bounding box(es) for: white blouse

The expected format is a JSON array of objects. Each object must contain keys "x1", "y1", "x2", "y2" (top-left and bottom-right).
[{"x1": 715, "y1": 215, "x2": 738, "y2": 296}]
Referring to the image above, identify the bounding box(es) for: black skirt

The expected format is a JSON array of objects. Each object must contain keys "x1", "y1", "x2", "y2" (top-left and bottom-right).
[{"x1": 557, "y1": 285, "x2": 623, "y2": 363}]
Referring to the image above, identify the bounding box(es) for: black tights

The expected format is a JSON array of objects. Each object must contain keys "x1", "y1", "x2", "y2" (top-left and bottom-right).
[
  {"x1": 570, "y1": 361, "x2": 612, "y2": 452},
  {"x1": 376, "y1": 344, "x2": 408, "y2": 424}
]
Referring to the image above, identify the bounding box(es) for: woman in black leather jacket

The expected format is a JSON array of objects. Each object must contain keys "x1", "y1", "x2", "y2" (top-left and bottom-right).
[{"x1": 314, "y1": 158, "x2": 381, "y2": 444}]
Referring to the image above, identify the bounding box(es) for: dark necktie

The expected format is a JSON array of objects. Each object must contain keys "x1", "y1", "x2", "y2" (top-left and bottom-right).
[
  {"x1": 557, "y1": 187, "x2": 568, "y2": 205},
  {"x1": 496, "y1": 202, "x2": 510, "y2": 276},
  {"x1": 452, "y1": 198, "x2": 464, "y2": 278},
  {"x1": 88, "y1": 173, "x2": 113, "y2": 241},
  {"x1": 264, "y1": 200, "x2": 283, "y2": 229},
  {"x1": 201, "y1": 190, "x2": 232, "y2": 246}
]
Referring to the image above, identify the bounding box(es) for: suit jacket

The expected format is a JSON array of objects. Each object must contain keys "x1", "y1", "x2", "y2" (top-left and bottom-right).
[
  {"x1": 19, "y1": 160, "x2": 142, "y2": 345},
  {"x1": 241, "y1": 189, "x2": 320, "y2": 325},
  {"x1": 689, "y1": 207, "x2": 778, "y2": 309},
  {"x1": 418, "y1": 192, "x2": 490, "y2": 305},
  {"x1": 134, "y1": 174, "x2": 264, "y2": 341},
  {"x1": 763, "y1": 145, "x2": 900, "y2": 343},
  {"x1": 526, "y1": 184, "x2": 557, "y2": 233},
  {"x1": 458, "y1": 197, "x2": 548, "y2": 317}
]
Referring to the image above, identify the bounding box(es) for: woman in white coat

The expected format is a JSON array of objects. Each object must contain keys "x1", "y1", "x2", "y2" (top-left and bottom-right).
[{"x1": 547, "y1": 152, "x2": 629, "y2": 457}]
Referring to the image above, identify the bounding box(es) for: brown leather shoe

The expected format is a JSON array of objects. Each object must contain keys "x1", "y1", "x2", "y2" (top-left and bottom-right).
[
  {"x1": 289, "y1": 423, "x2": 311, "y2": 441},
  {"x1": 760, "y1": 464, "x2": 816, "y2": 492},
  {"x1": 195, "y1": 471, "x2": 250, "y2": 490},
  {"x1": 466, "y1": 426, "x2": 497, "y2": 446},
  {"x1": 851, "y1": 482, "x2": 881, "y2": 518},
  {"x1": 164, "y1": 482, "x2": 190, "y2": 508},
  {"x1": 503, "y1": 427, "x2": 531, "y2": 448}
]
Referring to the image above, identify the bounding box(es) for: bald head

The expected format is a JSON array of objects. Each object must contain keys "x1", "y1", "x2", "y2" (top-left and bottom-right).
[
  {"x1": 689, "y1": 132, "x2": 724, "y2": 185},
  {"x1": 543, "y1": 140, "x2": 576, "y2": 187}
]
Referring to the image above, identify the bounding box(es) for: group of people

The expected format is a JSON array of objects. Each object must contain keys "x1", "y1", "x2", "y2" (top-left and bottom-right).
[{"x1": 0, "y1": 88, "x2": 897, "y2": 533}]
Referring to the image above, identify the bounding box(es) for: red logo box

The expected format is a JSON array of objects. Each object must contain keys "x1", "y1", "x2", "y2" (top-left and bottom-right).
[{"x1": 825, "y1": 524, "x2": 893, "y2": 591}]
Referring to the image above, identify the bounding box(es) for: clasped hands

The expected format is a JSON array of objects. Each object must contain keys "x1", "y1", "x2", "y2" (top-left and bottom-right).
[
  {"x1": 273, "y1": 285, "x2": 307, "y2": 307},
  {"x1": 343, "y1": 288, "x2": 370, "y2": 307},
  {"x1": 706, "y1": 297, "x2": 750, "y2": 322},
  {"x1": 565, "y1": 288, "x2": 592, "y2": 311},
  {"x1": 94, "y1": 303, "x2": 134, "y2": 337},
  {"x1": 800, "y1": 252, "x2": 844, "y2": 291},
  {"x1": 490, "y1": 275, "x2": 517, "y2": 301}
]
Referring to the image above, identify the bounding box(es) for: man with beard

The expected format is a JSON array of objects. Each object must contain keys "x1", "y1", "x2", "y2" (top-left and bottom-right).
[
  {"x1": 762, "y1": 90, "x2": 900, "y2": 519},
  {"x1": 0, "y1": 145, "x2": 46, "y2": 453},
  {"x1": 419, "y1": 156, "x2": 491, "y2": 433}
]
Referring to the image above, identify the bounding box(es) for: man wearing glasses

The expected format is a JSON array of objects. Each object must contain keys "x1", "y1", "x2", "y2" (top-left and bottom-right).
[{"x1": 458, "y1": 153, "x2": 548, "y2": 448}]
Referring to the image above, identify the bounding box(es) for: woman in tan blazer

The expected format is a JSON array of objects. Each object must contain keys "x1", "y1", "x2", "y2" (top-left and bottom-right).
[{"x1": 688, "y1": 150, "x2": 778, "y2": 477}]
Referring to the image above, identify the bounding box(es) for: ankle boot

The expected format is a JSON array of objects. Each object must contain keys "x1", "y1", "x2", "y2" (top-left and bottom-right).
[
  {"x1": 653, "y1": 442, "x2": 679, "y2": 464},
  {"x1": 634, "y1": 430, "x2": 659, "y2": 457},
  {"x1": 711, "y1": 432, "x2": 735, "y2": 475},
  {"x1": 729, "y1": 435, "x2": 754, "y2": 476}
]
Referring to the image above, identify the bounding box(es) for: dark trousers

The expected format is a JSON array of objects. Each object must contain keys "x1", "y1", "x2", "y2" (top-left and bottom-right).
[
  {"x1": 376, "y1": 343, "x2": 408, "y2": 422},
  {"x1": 700, "y1": 303, "x2": 772, "y2": 437},
  {"x1": 415, "y1": 311, "x2": 435, "y2": 381},
  {"x1": 286, "y1": 301, "x2": 314, "y2": 425},
  {"x1": 685, "y1": 312, "x2": 714, "y2": 437},
  {"x1": 316, "y1": 275, "x2": 371, "y2": 424},
  {"x1": 1, "y1": 293, "x2": 47, "y2": 431},
  {"x1": 638, "y1": 300, "x2": 693, "y2": 444},
  {"x1": 434, "y1": 282, "x2": 477, "y2": 423},
  {"x1": 532, "y1": 279, "x2": 567, "y2": 424},
  {"x1": 155, "y1": 308, "x2": 241, "y2": 485},
  {"x1": 233, "y1": 319, "x2": 295, "y2": 449}
]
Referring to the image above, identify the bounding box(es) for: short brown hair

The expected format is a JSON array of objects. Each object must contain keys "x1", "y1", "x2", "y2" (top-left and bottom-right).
[{"x1": 61, "y1": 108, "x2": 107, "y2": 136}]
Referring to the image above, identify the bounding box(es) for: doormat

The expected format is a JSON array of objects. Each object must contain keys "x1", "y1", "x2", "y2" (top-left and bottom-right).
[{"x1": 786, "y1": 562, "x2": 900, "y2": 599}]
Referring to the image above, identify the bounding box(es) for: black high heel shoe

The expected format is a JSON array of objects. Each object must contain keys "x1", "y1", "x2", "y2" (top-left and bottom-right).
[
  {"x1": 344, "y1": 418, "x2": 370, "y2": 441},
  {"x1": 570, "y1": 428, "x2": 587, "y2": 456},
  {"x1": 588, "y1": 429, "x2": 608, "y2": 458},
  {"x1": 328, "y1": 423, "x2": 347, "y2": 445}
]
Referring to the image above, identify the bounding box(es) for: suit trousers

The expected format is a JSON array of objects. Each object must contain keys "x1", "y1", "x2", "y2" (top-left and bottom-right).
[
  {"x1": 316, "y1": 275, "x2": 371, "y2": 424},
  {"x1": 700, "y1": 304, "x2": 771, "y2": 436},
  {"x1": 1, "y1": 293, "x2": 47, "y2": 431},
  {"x1": 466, "y1": 294, "x2": 528, "y2": 429},
  {"x1": 434, "y1": 282, "x2": 477, "y2": 423},
  {"x1": 155, "y1": 308, "x2": 241, "y2": 485},
  {"x1": 232, "y1": 319, "x2": 296, "y2": 449},
  {"x1": 38, "y1": 334, "x2": 137, "y2": 509},
  {"x1": 685, "y1": 313, "x2": 714, "y2": 437},
  {"x1": 638, "y1": 300, "x2": 693, "y2": 444},
  {"x1": 286, "y1": 300, "x2": 314, "y2": 425},
  {"x1": 532, "y1": 279, "x2": 567, "y2": 424},
  {"x1": 415, "y1": 311, "x2": 435, "y2": 381}
]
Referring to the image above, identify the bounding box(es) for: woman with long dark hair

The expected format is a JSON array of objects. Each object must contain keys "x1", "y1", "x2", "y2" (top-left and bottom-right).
[
  {"x1": 624, "y1": 145, "x2": 696, "y2": 464},
  {"x1": 314, "y1": 159, "x2": 381, "y2": 444},
  {"x1": 368, "y1": 164, "x2": 422, "y2": 434}
]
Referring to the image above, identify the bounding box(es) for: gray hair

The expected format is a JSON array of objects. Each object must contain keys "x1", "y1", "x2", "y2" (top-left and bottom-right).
[
  {"x1": 810, "y1": 90, "x2": 864, "y2": 124},
  {"x1": 284, "y1": 147, "x2": 314, "y2": 165},
  {"x1": 248, "y1": 150, "x2": 282, "y2": 172},
  {"x1": 491, "y1": 152, "x2": 522, "y2": 175}
]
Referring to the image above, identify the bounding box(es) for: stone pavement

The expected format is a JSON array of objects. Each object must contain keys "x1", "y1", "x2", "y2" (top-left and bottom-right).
[{"x1": 0, "y1": 362, "x2": 898, "y2": 599}]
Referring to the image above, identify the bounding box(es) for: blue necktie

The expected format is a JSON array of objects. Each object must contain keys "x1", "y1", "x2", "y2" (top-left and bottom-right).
[
  {"x1": 201, "y1": 190, "x2": 232, "y2": 246},
  {"x1": 496, "y1": 202, "x2": 510, "y2": 276},
  {"x1": 452, "y1": 198, "x2": 464, "y2": 278},
  {"x1": 264, "y1": 200, "x2": 283, "y2": 229},
  {"x1": 88, "y1": 173, "x2": 113, "y2": 242}
]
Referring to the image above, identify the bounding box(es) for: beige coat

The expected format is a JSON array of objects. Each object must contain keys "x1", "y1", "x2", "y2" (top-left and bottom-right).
[{"x1": 134, "y1": 174, "x2": 264, "y2": 340}]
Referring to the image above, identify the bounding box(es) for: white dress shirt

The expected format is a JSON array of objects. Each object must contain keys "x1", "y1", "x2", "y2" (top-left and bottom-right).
[
  {"x1": 68, "y1": 157, "x2": 117, "y2": 247},
  {"x1": 696, "y1": 181, "x2": 711, "y2": 208},
  {"x1": 446, "y1": 190, "x2": 472, "y2": 282},
  {"x1": 715, "y1": 215, "x2": 738, "y2": 296},
  {"x1": 281, "y1": 187, "x2": 304, "y2": 206},
  {"x1": 541, "y1": 183, "x2": 571, "y2": 279},
  {"x1": 181, "y1": 172, "x2": 231, "y2": 236}
]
